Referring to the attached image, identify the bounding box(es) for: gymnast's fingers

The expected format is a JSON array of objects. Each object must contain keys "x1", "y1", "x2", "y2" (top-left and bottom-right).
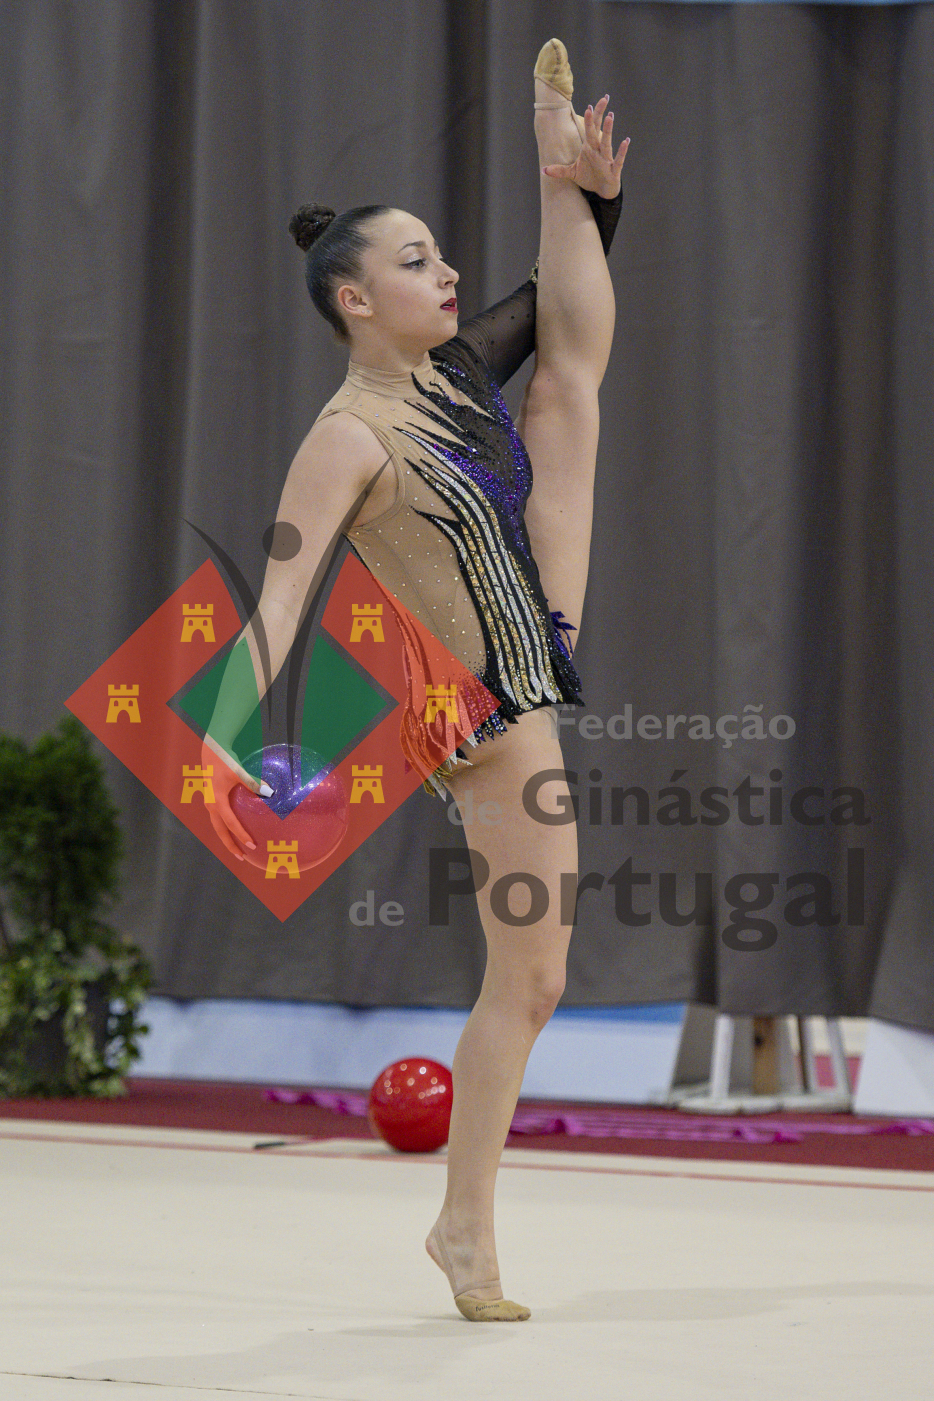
[
  {"x1": 613, "y1": 136, "x2": 631, "y2": 174},
  {"x1": 207, "y1": 805, "x2": 248, "y2": 862},
  {"x1": 213, "y1": 784, "x2": 258, "y2": 855},
  {"x1": 601, "y1": 109, "x2": 615, "y2": 157}
]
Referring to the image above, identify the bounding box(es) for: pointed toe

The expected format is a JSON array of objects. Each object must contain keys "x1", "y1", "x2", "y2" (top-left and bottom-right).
[{"x1": 533, "y1": 37, "x2": 574, "y2": 101}]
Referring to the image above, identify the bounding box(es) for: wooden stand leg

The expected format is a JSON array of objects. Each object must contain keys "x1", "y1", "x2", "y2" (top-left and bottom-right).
[{"x1": 752, "y1": 1016, "x2": 781, "y2": 1093}]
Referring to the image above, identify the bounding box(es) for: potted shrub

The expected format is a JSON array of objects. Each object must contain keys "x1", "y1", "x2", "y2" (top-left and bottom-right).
[{"x1": 0, "y1": 715, "x2": 153, "y2": 1097}]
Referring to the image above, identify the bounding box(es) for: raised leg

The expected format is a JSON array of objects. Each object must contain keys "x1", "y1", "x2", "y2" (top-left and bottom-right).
[
  {"x1": 425, "y1": 707, "x2": 577, "y2": 1314},
  {"x1": 515, "y1": 62, "x2": 621, "y2": 648},
  {"x1": 516, "y1": 368, "x2": 600, "y2": 649}
]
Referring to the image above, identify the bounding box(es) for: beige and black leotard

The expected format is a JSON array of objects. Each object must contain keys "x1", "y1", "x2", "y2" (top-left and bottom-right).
[{"x1": 313, "y1": 188, "x2": 623, "y2": 796}]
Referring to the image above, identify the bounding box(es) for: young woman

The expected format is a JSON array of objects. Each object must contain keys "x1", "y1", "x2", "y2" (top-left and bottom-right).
[{"x1": 204, "y1": 38, "x2": 628, "y2": 1321}]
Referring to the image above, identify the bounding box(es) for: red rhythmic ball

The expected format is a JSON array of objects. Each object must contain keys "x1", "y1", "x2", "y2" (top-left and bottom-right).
[
  {"x1": 367, "y1": 1058, "x2": 453, "y2": 1153},
  {"x1": 229, "y1": 744, "x2": 348, "y2": 874}
]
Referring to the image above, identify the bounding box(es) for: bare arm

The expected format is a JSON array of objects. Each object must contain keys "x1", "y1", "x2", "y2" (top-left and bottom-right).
[{"x1": 203, "y1": 413, "x2": 389, "y2": 859}]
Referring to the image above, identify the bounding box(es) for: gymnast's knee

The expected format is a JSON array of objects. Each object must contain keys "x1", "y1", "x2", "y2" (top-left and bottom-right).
[
  {"x1": 505, "y1": 962, "x2": 567, "y2": 1030},
  {"x1": 526, "y1": 967, "x2": 567, "y2": 1029}
]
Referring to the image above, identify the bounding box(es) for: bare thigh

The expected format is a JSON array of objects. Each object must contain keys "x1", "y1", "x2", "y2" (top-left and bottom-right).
[
  {"x1": 443, "y1": 706, "x2": 578, "y2": 992},
  {"x1": 514, "y1": 368, "x2": 601, "y2": 649}
]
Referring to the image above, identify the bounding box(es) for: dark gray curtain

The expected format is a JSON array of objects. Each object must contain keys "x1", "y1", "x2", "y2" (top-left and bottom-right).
[{"x1": 2, "y1": 1, "x2": 931, "y2": 1031}]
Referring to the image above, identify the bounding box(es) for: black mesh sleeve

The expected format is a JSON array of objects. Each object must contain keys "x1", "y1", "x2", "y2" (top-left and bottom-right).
[{"x1": 444, "y1": 187, "x2": 623, "y2": 390}]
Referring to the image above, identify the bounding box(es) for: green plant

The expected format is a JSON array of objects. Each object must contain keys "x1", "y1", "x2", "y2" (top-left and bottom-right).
[{"x1": 0, "y1": 715, "x2": 153, "y2": 1097}]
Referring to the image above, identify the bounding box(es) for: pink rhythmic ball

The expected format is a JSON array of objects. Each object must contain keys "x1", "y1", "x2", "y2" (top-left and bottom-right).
[{"x1": 229, "y1": 744, "x2": 348, "y2": 873}]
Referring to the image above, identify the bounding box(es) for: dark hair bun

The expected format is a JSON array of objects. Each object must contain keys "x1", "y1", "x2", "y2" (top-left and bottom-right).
[{"x1": 288, "y1": 203, "x2": 336, "y2": 252}]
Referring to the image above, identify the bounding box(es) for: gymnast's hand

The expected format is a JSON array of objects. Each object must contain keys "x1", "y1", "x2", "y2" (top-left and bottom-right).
[
  {"x1": 201, "y1": 734, "x2": 263, "y2": 862},
  {"x1": 542, "y1": 94, "x2": 629, "y2": 200}
]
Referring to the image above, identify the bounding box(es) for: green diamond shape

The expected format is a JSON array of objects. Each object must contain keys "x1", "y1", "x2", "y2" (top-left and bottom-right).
[
  {"x1": 177, "y1": 634, "x2": 390, "y2": 769},
  {"x1": 300, "y1": 635, "x2": 389, "y2": 762}
]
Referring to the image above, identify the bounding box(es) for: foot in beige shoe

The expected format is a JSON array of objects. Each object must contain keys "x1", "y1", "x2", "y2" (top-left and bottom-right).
[
  {"x1": 533, "y1": 37, "x2": 586, "y2": 162},
  {"x1": 426, "y1": 1222, "x2": 531, "y2": 1323},
  {"x1": 534, "y1": 37, "x2": 627, "y2": 199},
  {"x1": 534, "y1": 36, "x2": 573, "y2": 100}
]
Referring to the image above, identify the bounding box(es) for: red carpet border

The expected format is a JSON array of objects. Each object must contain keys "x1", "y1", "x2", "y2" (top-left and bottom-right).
[
  {"x1": 266, "y1": 1085, "x2": 934, "y2": 1146},
  {"x1": 3, "y1": 1074, "x2": 934, "y2": 1171}
]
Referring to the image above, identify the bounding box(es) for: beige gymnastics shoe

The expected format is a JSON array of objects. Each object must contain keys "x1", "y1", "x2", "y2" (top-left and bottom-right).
[
  {"x1": 533, "y1": 37, "x2": 587, "y2": 152},
  {"x1": 533, "y1": 36, "x2": 574, "y2": 104},
  {"x1": 426, "y1": 1223, "x2": 532, "y2": 1322}
]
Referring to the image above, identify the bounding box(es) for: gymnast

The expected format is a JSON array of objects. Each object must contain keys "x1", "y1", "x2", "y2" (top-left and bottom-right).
[{"x1": 204, "y1": 37, "x2": 628, "y2": 1321}]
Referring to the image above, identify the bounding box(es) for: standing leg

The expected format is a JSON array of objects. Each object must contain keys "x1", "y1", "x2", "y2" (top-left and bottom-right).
[{"x1": 424, "y1": 708, "x2": 577, "y2": 1318}]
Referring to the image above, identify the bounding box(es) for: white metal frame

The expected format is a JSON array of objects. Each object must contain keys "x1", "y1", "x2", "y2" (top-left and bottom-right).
[{"x1": 665, "y1": 1009, "x2": 853, "y2": 1113}]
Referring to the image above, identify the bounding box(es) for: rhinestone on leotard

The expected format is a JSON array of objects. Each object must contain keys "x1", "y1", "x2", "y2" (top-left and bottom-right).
[{"x1": 320, "y1": 337, "x2": 584, "y2": 783}]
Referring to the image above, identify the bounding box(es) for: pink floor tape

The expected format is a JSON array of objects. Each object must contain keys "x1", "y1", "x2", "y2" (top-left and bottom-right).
[{"x1": 261, "y1": 1087, "x2": 934, "y2": 1146}]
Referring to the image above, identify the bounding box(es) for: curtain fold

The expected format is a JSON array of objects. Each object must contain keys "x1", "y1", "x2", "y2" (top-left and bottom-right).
[{"x1": 2, "y1": 1, "x2": 930, "y2": 1029}]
